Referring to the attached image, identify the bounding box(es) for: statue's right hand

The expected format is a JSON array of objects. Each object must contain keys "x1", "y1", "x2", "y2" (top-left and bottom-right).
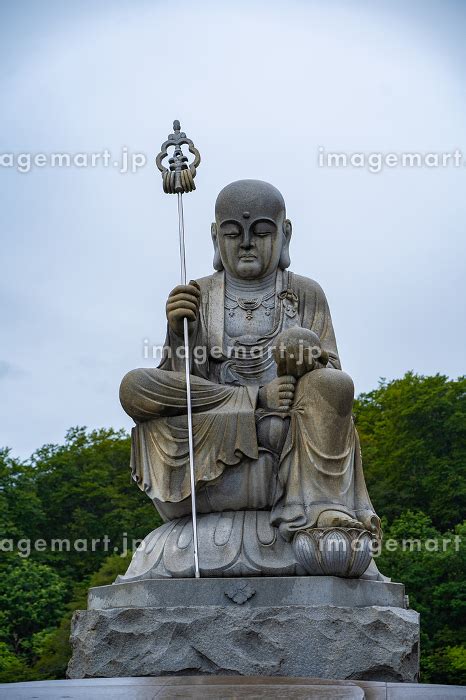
[{"x1": 166, "y1": 281, "x2": 201, "y2": 336}]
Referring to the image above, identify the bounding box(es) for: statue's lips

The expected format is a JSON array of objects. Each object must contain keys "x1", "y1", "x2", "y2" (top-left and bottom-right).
[{"x1": 239, "y1": 255, "x2": 257, "y2": 261}]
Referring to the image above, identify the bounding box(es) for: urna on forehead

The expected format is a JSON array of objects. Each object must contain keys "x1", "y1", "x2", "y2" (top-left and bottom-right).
[{"x1": 215, "y1": 179, "x2": 286, "y2": 223}]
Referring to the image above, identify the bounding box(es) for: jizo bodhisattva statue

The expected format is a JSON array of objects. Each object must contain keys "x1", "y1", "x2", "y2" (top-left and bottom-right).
[
  {"x1": 67, "y1": 124, "x2": 420, "y2": 685},
  {"x1": 119, "y1": 124, "x2": 382, "y2": 580}
]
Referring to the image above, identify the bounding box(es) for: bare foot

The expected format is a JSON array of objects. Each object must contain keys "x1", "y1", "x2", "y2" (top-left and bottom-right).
[{"x1": 317, "y1": 510, "x2": 365, "y2": 530}]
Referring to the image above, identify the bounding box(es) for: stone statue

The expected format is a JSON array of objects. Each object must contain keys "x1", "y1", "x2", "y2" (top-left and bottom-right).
[
  {"x1": 118, "y1": 179, "x2": 382, "y2": 579},
  {"x1": 69, "y1": 178, "x2": 419, "y2": 683}
]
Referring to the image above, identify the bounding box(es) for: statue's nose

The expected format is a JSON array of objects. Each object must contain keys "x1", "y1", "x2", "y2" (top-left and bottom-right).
[{"x1": 240, "y1": 228, "x2": 253, "y2": 248}]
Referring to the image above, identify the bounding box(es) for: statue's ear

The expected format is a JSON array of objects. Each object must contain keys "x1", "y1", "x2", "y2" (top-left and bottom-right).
[
  {"x1": 279, "y1": 218, "x2": 292, "y2": 269},
  {"x1": 211, "y1": 223, "x2": 224, "y2": 271}
]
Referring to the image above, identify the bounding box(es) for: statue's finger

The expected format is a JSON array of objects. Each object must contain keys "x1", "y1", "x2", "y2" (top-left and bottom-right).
[
  {"x1": 169, "y1": 284, "x2": 201, "y2": 298},
  {"x1": 167, "y1": 300, "x2": 199, "y2": 314},
  {"x1": 168, "y1": 293, "x2": 200, "y2": 306},
  {"x1": 169, "y1": 309, "x2": 197, "y2": 322},
  {"x1": 185, "y1": 284, "x2": 201, "y2": 298},
  {"x1": 279, "y1": 382, "x2": 296, "y2": 391},
  {"x1": 176, "y1": 296, "x2": 198, "y2": 309},
  {"x1": 279, "y1": 391, "x2": 295, "y2": 400},
  {"x1": 280, "y1": 375, "x2": 296, "y2": 384}
]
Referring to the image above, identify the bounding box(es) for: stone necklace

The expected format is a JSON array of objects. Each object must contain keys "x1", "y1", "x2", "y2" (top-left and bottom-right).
[
  {"x1": 224, "y1": 287, "x2": 276, "y2": 321},
  {"x1": 224, "y1": 272, "x2": 277, "y2": 322}
]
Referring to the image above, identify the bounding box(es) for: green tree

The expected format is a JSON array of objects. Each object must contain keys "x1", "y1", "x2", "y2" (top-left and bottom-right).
[
  {"x1": 0, "y1": 448, "x2": 45, "y2": 541},
  {"x1": 0, "y1": 428, "x2": 158, "y2": 681},
  {"x1": 0, "y1": 559, "x2": 66, "y2": 654},
  {"x1": 0, "y1": 643, "x2": 29, "y2": 683},
  {"x1": 377, "y1": 512, "x2": 466, "y2": 685},
  {"x1": 354, "y1": 373, "x2": 466, "y2": 530},
  {"x1": 30, "y1": 553, "x2": 132, "y2": 681},
  {"x1": 14, "y1": 427, "x2": 159, "y2": 582}
]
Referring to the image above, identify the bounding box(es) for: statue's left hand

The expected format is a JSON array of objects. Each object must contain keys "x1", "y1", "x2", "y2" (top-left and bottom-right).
[{"x1": 258, "y1": 376, "x2": 297, "y2": 412}]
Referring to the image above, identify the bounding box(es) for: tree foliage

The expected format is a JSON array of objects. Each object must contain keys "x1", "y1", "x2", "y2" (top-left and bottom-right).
[
  {"x1": 354, "y1": 372, "x2": 466, "y2": 528},
  {"x1": 0, "y1": 428, "x2": 159, "y2": 681},
  {"x1": 376, "y1": 512, "x2": 465, "y2": 685},
  {"x1": 0, "y1": 560, "x2": 66, "y2": 653}
]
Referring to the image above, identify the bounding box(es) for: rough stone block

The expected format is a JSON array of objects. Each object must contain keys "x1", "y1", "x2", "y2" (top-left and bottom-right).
[{"x1": 68, "y1": 601, "x2": 419, "y2": 682}]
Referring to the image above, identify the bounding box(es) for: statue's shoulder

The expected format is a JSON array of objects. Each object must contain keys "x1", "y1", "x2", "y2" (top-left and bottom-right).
[
  {"x1": 289, "y1": 271, "x2": 328, "y2": 302},
  {"x1": 194, "y1": 271, "x2": 221, "y2": 293}
]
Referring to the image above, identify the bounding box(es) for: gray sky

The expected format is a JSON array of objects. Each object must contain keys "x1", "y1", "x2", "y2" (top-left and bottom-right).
[{"x1": 1, "y1": 0, "x2": 465, "y2": 459}]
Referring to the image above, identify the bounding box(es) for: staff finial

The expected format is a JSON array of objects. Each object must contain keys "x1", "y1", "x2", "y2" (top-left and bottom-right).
[{"x1": 156, "y1": 120, "x2": 201, "y2": 194}]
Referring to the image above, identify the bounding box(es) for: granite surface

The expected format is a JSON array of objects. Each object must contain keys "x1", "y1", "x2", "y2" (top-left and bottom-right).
[
  {"x1": 88, "y1": 576, "x2": 407, "y2": 610},
  {"x1": 68, "y1": 602, "x2": 419, "y2": 682}
]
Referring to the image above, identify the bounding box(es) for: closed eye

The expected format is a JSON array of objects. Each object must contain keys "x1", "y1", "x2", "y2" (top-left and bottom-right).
[
  {"x1": 253, "y1": 221, "x2": 277, "y2": 236},
  {"x1": 220, "y1": 221, "x2": 242, "y2": 238}
]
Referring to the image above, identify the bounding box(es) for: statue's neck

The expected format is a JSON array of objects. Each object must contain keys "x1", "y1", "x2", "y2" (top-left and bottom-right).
[{"x1": 225, "y1": 271, "x2": 277, "y2": 295}]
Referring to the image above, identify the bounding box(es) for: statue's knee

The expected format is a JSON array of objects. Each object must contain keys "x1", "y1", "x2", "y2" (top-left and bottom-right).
[
  {"x1": 119, "y1": 369, "x2": 144, "y2": 415},
  {"x1": 297, "y1": 369, "x2": 354, "y2": 416}
]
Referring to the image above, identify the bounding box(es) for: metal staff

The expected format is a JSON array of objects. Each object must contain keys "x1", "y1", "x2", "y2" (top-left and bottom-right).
[{"x1": 156, "y1": 120, "x2": 201, "y2": 578}]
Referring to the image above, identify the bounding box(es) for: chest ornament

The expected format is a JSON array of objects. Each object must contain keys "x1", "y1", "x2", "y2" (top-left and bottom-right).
[
  {"x1": 278, "y1": 288, "x2": 299, "y2": 318},
  {"x1": 225, "y1": 288, "x2": 276, "y2": 321}
]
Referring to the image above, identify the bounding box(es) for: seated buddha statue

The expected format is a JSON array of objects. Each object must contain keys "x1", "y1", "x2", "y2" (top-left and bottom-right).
[{"x1": 118, "y1": 179, "x2": 382, "y2": 579}]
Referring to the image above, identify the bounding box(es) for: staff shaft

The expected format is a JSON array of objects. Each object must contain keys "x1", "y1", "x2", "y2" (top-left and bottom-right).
[{"x1": 177, "y1": 192, "x2": 200, "y2": 578}]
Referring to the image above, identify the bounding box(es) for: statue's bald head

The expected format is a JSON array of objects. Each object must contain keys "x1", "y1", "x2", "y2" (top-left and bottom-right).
[
  {"x1": 215, "y1": 179, "x2": 286, "y2": 223},
  {"x1": 212, "y1": 180, "x2": 292, "y2": 277}
]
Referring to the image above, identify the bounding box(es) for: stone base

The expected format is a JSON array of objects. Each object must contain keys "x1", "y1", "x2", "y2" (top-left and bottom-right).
[
  {"x1": 68, "y1": 577, "x2": 419, "y2": 682},
  {"x1": 88, "y1": 575, "x2": 408, "y2": 609}
]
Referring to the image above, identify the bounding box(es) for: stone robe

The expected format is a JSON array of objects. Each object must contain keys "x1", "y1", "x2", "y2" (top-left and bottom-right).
[{"x1": 119, "y1": 269, "x2": 380, "y2": 579}]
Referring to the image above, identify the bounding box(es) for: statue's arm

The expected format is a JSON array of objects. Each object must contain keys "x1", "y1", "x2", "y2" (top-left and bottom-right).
[{"x1": 158, "y1": 278, "x2": 209, "y2": 379}]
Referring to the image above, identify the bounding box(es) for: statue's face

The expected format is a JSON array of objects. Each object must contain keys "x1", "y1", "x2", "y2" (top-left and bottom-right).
[
  {"x1": 217, "y1": 215, "x2": 284, "y2": 279},
  {"x1": 214, "y1": 180, "x2": 287, "y2": 280}
]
